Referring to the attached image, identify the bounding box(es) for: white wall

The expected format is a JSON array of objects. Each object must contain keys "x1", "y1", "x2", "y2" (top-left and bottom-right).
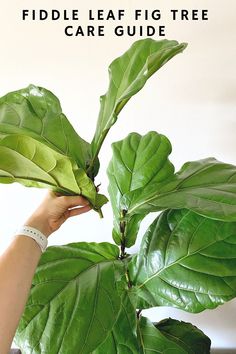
[{"x1": 0, "y1": 0, "x2": 235, "y2": 349}]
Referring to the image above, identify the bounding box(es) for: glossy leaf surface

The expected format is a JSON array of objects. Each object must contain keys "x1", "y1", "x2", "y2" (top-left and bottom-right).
[
  {"x1": 107, "y1": 131, "x2": 174, "y2": 247},
  {"x1": 155, "y1": 318, "x2": 211, "y2": 353},
  {"x1": 92, "y1": 293, "x2": 139, "y2": 354},
  {"x1": 0, "y1": 84, "x2": 99, "y2": 174},
  {"x1": 138, "y1": 317, "x2": 187, "y2": 353},
  {"x1": 15, "y1": 242, "x2": 123, "y2": 354},
  {"x1": 124, "y1": 158, "x2": 236, "y2": 222},
  {"x1": 129, "y1": 209, "x2": 236, "y2": 312},
  {"x1": 91, "y1": 38, "x2": 187, "y2": 162},
  {"x1": 0, "y1": 134, "x2": 107, "y2": 209}
]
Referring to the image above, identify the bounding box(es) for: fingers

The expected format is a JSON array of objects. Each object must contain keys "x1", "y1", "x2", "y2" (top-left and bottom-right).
[
  {"x1": 59, "y1": 195, "x2": 90, "y2": 208},
  {"x1": 68, "y1": 204, "x2": 92, "y2": 218}
]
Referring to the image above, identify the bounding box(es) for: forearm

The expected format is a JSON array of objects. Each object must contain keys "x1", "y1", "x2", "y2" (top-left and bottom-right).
[
  {"x1": 0, "y1": 236, "x2": 42, "y2": 353},
  {"x1": 0, "y1": 192, "x2": 91, "y2": 353}
]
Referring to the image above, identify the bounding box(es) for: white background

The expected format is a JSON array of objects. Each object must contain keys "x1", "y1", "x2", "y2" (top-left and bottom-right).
[{"x1": 0, "y1": 0, "x2": 236, "y2": 350}]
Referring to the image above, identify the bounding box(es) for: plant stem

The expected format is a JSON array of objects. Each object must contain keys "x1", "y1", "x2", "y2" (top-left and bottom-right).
[
  {"x1": 97, "y1": 208, "x2": 103, "y2": 218},
  {"x1": 136, "y1": 309, "x2": 142, "y2": 318},
  {"x1": 119, "y1": 210, "x2": 127, "y2": 259},
  {"x1": 125, "y1": 269, "x2": 132, "y2": 289},
  {"x1": 120, "y1": 241, "x2": 126, "y2": 259},
  {"x1": 86, "y1": 155, "x2": 97, "y2": 177}
]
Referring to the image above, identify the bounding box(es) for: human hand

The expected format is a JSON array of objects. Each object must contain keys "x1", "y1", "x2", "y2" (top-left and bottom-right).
[{"x1": 24, "y1": 191, "x2": 92, "y2": 238}]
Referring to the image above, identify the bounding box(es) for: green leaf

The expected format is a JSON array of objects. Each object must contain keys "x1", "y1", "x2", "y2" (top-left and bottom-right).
[
  {"x1": 91, "y1": 38, "x2": 187, "y2": 164},
  {"x1": 15, "y1": 242, "x2": 124, "y2": 354},
  {"x1": 155, "y1": 318, "x2": 211, "y2": 353},
  {"x1": 107, "y1": 131, "x2": 174, "y2": 247},
  {"x1": 138, "y1": 316, "x2": 188, "y2": 353},
  {"x1": 92, "y1": 293, "x2": 139, "y2": 354},
  {"x1": 0, "y1": 134, "x2": 107, "y2": 210},
  {"x1": 0, "y1": 84, "x2": 99, "y2": 176},
  {"x1": 124, "y1": 158, "x2": 236, "y2": 222},
  {"x1": 129, "y1": 209, "x2": 236, "y2": 313}
]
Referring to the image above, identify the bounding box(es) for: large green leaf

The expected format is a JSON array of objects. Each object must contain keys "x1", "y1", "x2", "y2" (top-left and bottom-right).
[
  {"x1": 15, "y1": 242, "x2": 124, "y2": 354},
  {"x1": 91, "y1": 38, "x2": 187, "y2": 165},
  {"x1": 129, "y1": 209, "x2": 236, "y2": 313},
  {"x1": 92, "y1": 293, "x2": 139, "y2": 354},
  {"x1": 155, "y1": 318, "x2": 211, "y2": 353},
  {"x1": 0, "y1": 84, "x2": 99, "y2": 176},
  {"x1": 123, "y1": 158, "x2": 236, "y2": 222},
  {"x1": 138, "y1": 317, "x2": 189, "y2": 353},
  {"x1": 107, "y1": 131, "x2": 174, "y2": 247},
  {"x1": 0, "y1": 134, "x2": 107, "y2": 210}
]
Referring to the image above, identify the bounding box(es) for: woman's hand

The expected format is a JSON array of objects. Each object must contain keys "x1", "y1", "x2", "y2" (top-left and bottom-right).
[
  {"x1": 25, "y1": 191, "x2": 92, "y2": 238},
  {"x1": 0, "y1": 191, "x2": 92, "y2": 353}
]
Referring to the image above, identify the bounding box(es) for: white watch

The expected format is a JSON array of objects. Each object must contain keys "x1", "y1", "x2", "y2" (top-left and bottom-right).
[{"x1": 15, "y1": 226, "x2": 48, "y2": 253}]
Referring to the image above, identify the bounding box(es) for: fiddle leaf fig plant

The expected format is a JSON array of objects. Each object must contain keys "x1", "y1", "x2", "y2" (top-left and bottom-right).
[
  {"x1": 90, "y1": 39, "x2": 187, "y2": 166},
  {"x1": 1, "y1": 38, "x2": 235, "y2": 353},
  {"x1": 129, "y1": 208, "x2": 236, "y2": 312},
  {"x1": 107, "y1": 131, "x2": 174, "y2": 248}
]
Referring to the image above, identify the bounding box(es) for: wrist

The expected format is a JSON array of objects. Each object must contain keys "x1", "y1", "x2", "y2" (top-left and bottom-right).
[
  {"x1": 24, "y1": 212, "x2": 52, "y2": 238},
  {"x1": 13, "y1": 225, "x2": 48, "y2": 253}
]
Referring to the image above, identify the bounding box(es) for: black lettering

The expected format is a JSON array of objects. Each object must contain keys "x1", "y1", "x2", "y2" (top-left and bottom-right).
[
  {"x1": 39, "y1": 10, "x2": 48, "y2": 20},
  {"x1": 52, "y1": 10, "x2": 60, "y2": 20},
  {"x1": 192, "y1": 10, "x2": 198, "y2": 20},
  {"x1": 127, "y1": 26, "x2": 136, "y2": 36},
  {"x1": 72, "y1": 10, "x2": 79, "y2": 20},
  {"x1": 182, "y1": 10, "x2": 189, "y2": 20},
  {"x1": 202, "y1": 10, "x2": 208, "y2": 20},
  {"x1": 147, "y1": 26, "x2": 155, "y2": 36},
  {"x1": 152, "y1": 10, "x2": 161, "y2": 20},
  {"x1": 159, "y1": 26, "x2": 165, "y2": 36},
  {"x1": 22, "y1": 9, "x2": 29, "y2": 20},
  {"x1": 107, "y1": 10, "x2": 116, "y2": 20},
  {"x1": 114, "y1": 26, "x2": 124, "y2": 36},
  {"x1": 118, "y1": 10, "x2": 125, "y2": 20},
  {"x1": 89, "y1": 10, "x2": 94, "y2": 20},
  {"x1": 135, "y1": 9, "x2": 161, "y2": 21},
  {"x1": 75, "y1": 26, "x2": 84, "y2": 36},
  {"x1": 89, "y1": 9, "x2": 124, "y2": 21},
  {"x1": 170, "y1": 9, "x2": 178, "y2": 20},
  {"x1": 65, "y1": 26, "x2": 73, "y2": 36},
  {"x1": 87, "y1": 26, "x2": 95, "y2": 36},
  {"x1": 135, "y1": 9, "x2": 142, "y2": 20},
  {"x1": 170, "y1": 9, "x2": 208, "y2": 21},
  {"x1": 97, "y1": 9, "x2": 104, "y2": 20},
  {"x1": 63, "y1": 10, "x2": 69, "y2": 20},
  {"x1": 98, "y1": 26, "x2": 105, "y2": 36}
]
